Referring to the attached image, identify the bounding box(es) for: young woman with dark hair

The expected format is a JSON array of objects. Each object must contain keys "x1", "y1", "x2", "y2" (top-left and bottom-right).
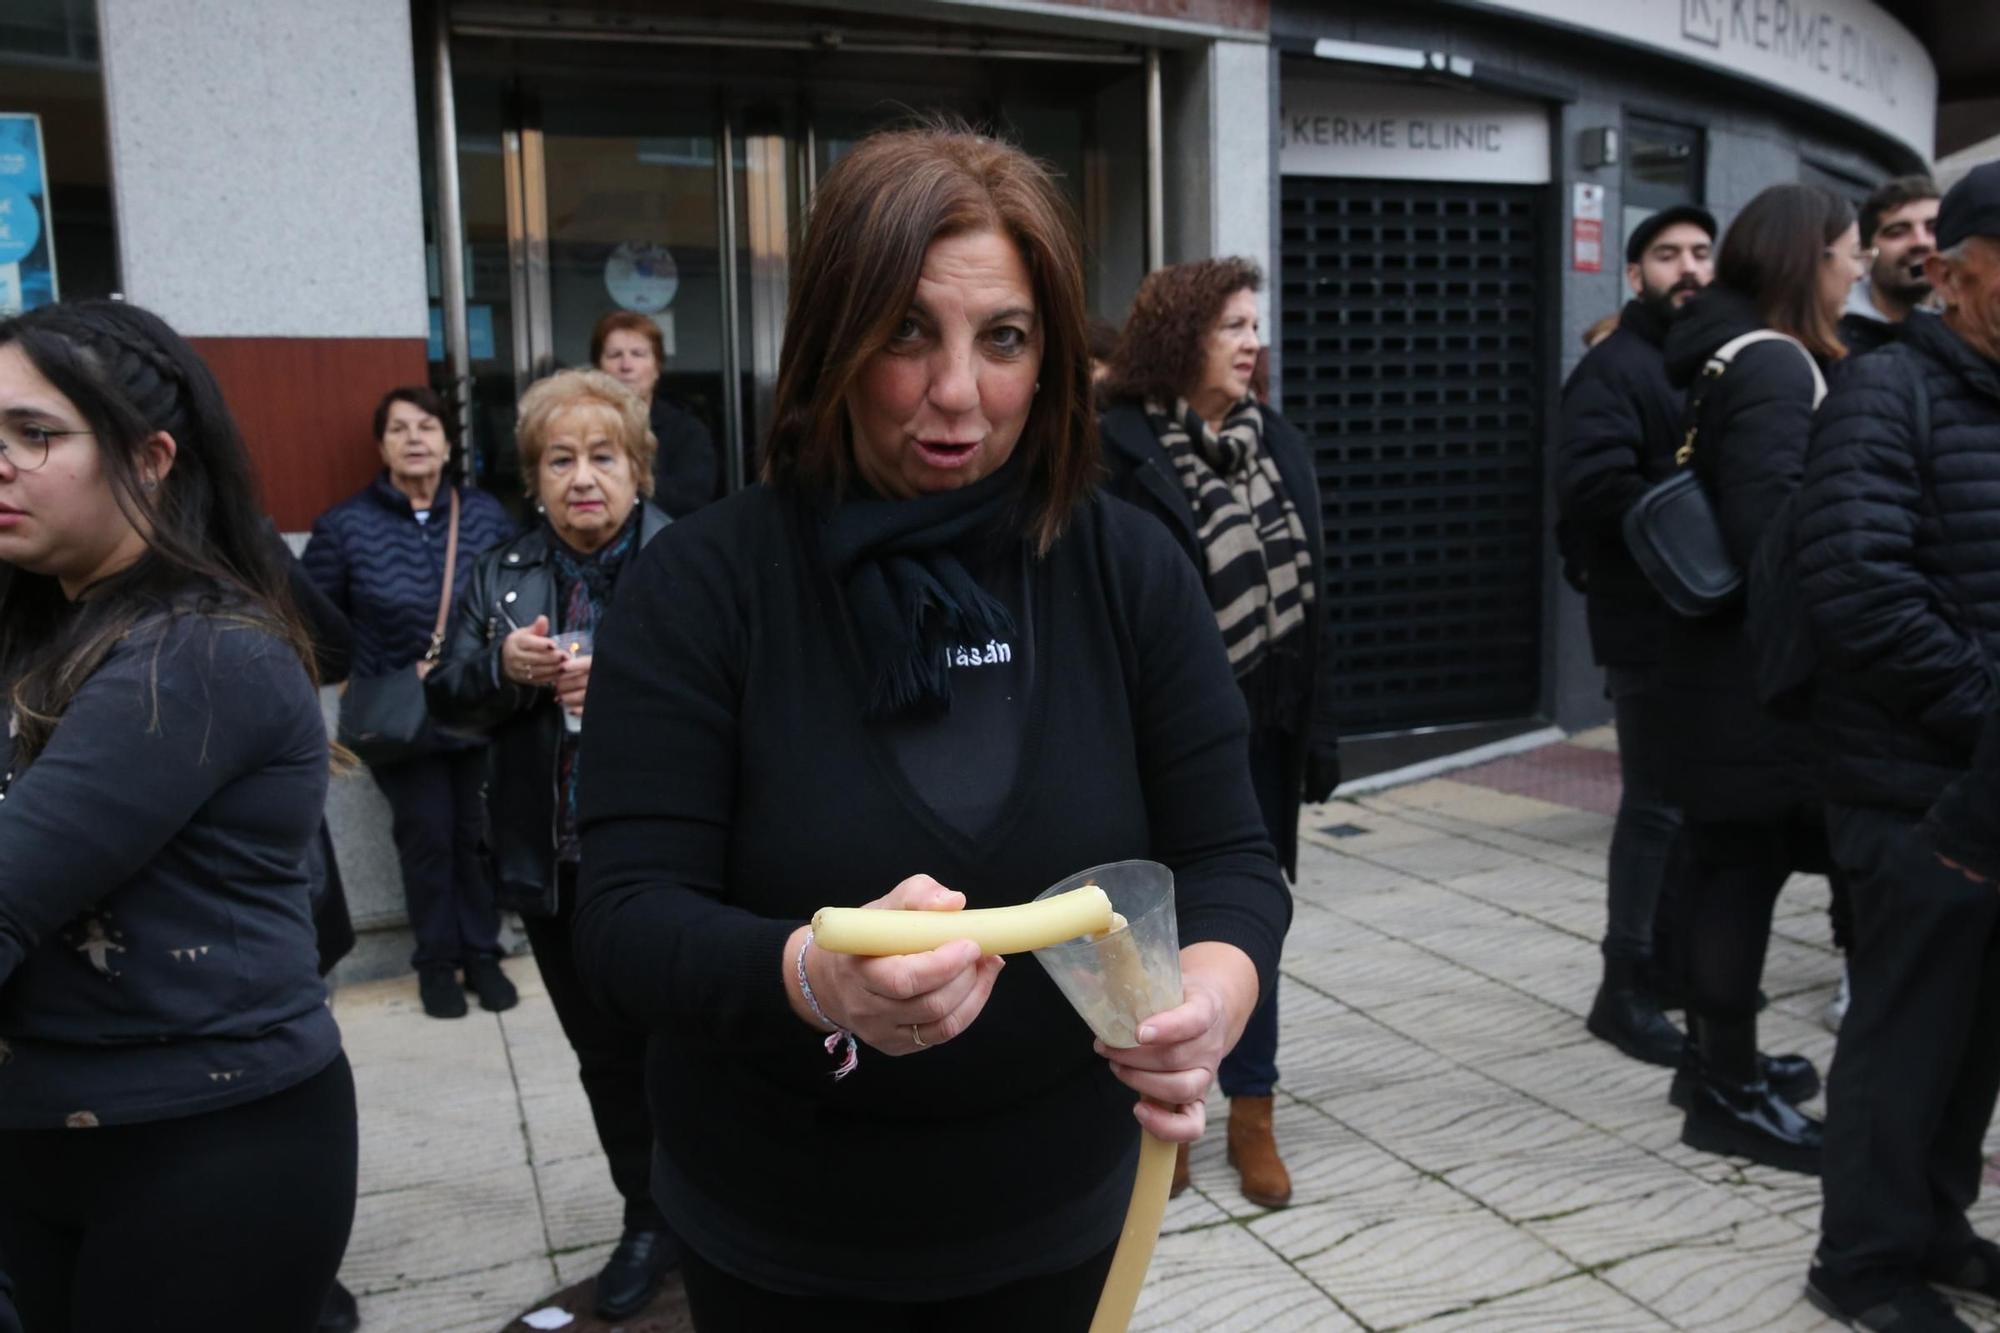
[
  {"x1": 571, "y1": 123, "x2": 1289, "y2": 1329},
  {"x1": 0, "y1": 299, "x2": 357, "y2": 1331},
  {"x1": 302, "y1": 383, "x2": 515, "y2": 1018},
  {"x1": 1654, "y1": 184, "x2": 1864, "y2": 1174}
]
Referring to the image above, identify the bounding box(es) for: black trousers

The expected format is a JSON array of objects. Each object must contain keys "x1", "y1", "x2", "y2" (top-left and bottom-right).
[
  {"x1": 1818, "y1": 804, "x2": 2000, "y2": 1291},
  {"x1": 1681, "y1": 809, "x2": 1831, "y2": 1031},
  {"x1": 681, "y1": 1240, "x2": 1118, "y2": 1332},
  {"x1": 371, "y1": 748, "x2": 501, "y2": 971},
  {"x1": 0, "y1": 1054, "x2": 358, "y2": 1333},
  {"x1": 1606, "y1": 667, "x2": 1686, "y2": 967},
  {"x1": 524, "y1": 863, "x2": 671, "y2": 1233}
]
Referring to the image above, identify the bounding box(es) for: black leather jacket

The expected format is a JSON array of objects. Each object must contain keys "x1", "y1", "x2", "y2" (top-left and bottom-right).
[{"x1": 425, "y1": 504, "x2": 671, "y2": 914}]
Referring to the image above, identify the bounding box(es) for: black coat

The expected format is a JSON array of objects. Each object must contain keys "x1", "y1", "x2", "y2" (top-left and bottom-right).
[
  {"x1": 1654, "y1": 287, "x2": 1825, "y2": 820},
  {"x1": 1098, "y1": 400, "x2": 1339, "y2": 876},
  {"x1": 1838, "y1": 310, "x2": 1900, "y2": 360},
  {"x1": 1555, "y1": 298, "x2": 1685, "y2": 668},
  {"x1": 651, "y1": 397, "x2": 720, "y2": 519},
  {"x1": 425, "y1": 504, "x2": 672, "y2": 914},
  {"x1": 1796, "y1": 313, "x2": 2000, "y2": 814}
]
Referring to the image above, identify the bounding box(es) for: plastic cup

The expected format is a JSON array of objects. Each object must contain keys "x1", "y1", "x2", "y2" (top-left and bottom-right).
[
  {"x1": 1031, "y1": 859, "x2": 1183, "y2": 1049},
  {"x1": 558, "y1": 628, "x2": 594, "y2": 734}
]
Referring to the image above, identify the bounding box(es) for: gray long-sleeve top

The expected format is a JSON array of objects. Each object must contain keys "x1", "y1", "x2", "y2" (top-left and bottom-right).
[{"x1": 0, "y1": 609, "x2": 340, "y2": 1128}]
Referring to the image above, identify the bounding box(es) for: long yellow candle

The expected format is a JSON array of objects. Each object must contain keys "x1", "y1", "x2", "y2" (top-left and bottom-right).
[
  {"x1": 1092, "y1": 1130, "x2": 1178, "y2": 1333},
  {"x1": 811, "y1": 884, "x2": 1113, "y2": 957}
]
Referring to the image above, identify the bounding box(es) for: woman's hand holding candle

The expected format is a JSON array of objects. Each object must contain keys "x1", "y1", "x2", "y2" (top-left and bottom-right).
[
  {"x1": 784, "y1": 875, "x2": 1006, "y2": 1056},
  {"x1": 1095, "y1": 941, "x2": 1259, "y2": 1143}
]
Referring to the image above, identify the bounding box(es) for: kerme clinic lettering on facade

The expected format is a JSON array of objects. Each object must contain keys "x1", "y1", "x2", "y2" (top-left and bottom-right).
[
  {"x1": 1448, "y1": 0, "x2": 1934, "y2": 159},
  {"x1": 1281, "y1": 80, "x2": 1551, "y2": 184}
]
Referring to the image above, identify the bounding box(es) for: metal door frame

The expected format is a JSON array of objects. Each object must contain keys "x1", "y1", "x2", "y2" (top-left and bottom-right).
[{"x1": 431, "y1": 6, "x2": 1164, "y2": 492}]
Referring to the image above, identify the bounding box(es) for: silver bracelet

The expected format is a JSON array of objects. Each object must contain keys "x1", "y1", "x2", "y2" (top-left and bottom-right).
[{"x1": 796, "y1": 929, "x2": 859, "y2": 1081}]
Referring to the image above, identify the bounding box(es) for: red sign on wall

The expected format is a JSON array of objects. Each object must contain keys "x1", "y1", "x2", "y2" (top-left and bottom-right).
[{"x1": 1572, "y1": 218, "x2": 1604, "y2": 273}]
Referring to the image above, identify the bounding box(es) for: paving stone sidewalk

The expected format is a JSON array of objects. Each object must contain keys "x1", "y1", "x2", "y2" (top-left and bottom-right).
[{"x1": 336, "y1": 731, "x2": 2000, "y2": 1331}]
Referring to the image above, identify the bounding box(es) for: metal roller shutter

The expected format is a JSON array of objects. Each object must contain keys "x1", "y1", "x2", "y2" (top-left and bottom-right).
[{"x1": 1280, "y1": 176, "x2": 1546, "y2": 733}]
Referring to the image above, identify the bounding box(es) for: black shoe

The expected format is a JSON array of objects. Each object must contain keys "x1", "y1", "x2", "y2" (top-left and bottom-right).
[
  {"x1": 1587, "y1": 958, "x2": 1686, "y2": 1067},
  {"x1": 463, "y1": 956, "x2": 518, "y2": 1013},
  {"x1": 1670, "y1": 1052, "x2": 1821, "y2": 1109},
  {"x1": 317, "y1": 1279, "x2": 360, "y2": 1333},
  {"x1": 418, "y1": 967, "x2": 467, "y2": 1019},
  {"x1": 595, "y1": 1227, "x2": 679, "y2": 1319},
  {"x1": 1924, "y1": 1237, "x2": 2000, "y2": 1304},
  {"x1": 1807, "y1": 1268, "x2": 1973, "y2": 1331},
  {"x1": 1681, "y1": 1075, "x2": 1823, "y2": 1174}
]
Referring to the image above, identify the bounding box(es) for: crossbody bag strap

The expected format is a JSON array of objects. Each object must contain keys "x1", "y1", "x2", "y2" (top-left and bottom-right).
[
  {"x1": 424, "y1": 488, "x2": 462, "y2": 664},
  {"x1": 1677, "y1": 330, "x2": 1827, "y2": 467}
]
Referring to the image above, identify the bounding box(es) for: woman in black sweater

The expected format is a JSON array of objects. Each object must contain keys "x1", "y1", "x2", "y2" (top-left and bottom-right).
[
  {"x1": 572, "y1": 125, "x2": 1290, "y2": 1329},
  {"x1": 0, "y1": 301, "x2": 354, "y2": 1330}
]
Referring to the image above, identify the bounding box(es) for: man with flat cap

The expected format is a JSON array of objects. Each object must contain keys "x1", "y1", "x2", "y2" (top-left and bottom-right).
[
  {"x1": 1799, "y1": 160, "x2": 2000, "y2": 1332},
  {"x1": 1555, "y1": 202, "x2": 1715, "y2": 1067}
]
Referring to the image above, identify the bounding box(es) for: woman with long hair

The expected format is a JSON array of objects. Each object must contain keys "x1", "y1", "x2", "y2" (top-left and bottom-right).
[
  {"x1": 0, "y1": 299, "x2": 357, "y2": 1330},
  {"x1": 570, "y1": 124, "x2": 1288, "y2": 1329},
  {"x1": 1656, "y1": 184, "x2": 1866, "y2": 1173}
]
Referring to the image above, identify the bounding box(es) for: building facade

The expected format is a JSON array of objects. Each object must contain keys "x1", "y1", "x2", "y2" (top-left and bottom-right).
[{"x1": 1, "y1": 0, "x2": 1947, "y2": 972}]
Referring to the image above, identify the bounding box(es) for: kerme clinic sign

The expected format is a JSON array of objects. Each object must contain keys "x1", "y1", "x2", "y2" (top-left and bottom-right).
[
  {"x1": 1281, "y1": 81, "x2": 1552, "y2": 184},
  {"x1": 1450, "y1": 0, "x2": 1935, "y2": 160}
]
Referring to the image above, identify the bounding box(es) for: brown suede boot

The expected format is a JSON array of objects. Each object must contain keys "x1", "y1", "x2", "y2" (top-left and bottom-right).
[
  {"x1": 1170, "y1": 1142, "x2": 1191, "y2": 1198},
  {"x1": 1226, "y1": 1095, "x2": 1292, "y2": 1208}
]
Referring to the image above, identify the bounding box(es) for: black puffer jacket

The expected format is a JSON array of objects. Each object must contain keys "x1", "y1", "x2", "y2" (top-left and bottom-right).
[
  {"x1": 1555, "y1": 298, "x2": 1684, "y2": 667},
  {"x1": 425, "y1": 504, "x2": 672, "y2": 913},
  {"x1": 1795, "y1": 312, "x2": 2000, "y2": 813},
  {"x1": 1655, "y1": 287, "x2": 1826, "y2": 821}
]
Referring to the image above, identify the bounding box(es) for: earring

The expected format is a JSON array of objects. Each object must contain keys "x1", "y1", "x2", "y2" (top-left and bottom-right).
[
  {"x1": 142, "y1": 477, "x2": 158, "y2": 492},
  {"x1": 1034, "y1": 381, "x2": 1042, "y2": 394}
]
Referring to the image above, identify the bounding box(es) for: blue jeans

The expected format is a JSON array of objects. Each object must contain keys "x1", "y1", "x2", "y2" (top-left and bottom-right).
[{"x1": 1221, "y1": 726, "x2": 1290, "y2": 1099}]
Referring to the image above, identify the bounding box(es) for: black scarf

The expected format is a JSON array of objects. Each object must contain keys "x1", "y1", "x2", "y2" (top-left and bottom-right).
[
  {"x1": 820, "y1": 459, "x2": 1021, "y2": 720},
  {"x1": 548, "y1": 507, "x2": 642, "y2": 627}
]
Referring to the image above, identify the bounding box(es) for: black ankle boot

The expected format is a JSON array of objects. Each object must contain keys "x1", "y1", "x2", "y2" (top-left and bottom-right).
[
  {"x1": 1680, "y1": 1016, "x2": 1822, "y2": 1175},
  {"x1": 1669, "y1": 1050, "x2": 1820, "y2": 1109},
  {"x1": 1587, "y1": 956, "x2": 1686, "y2": 1067},
  {"x1": 595, "y1": 1226, "x2": 679, "y2": 1318}
]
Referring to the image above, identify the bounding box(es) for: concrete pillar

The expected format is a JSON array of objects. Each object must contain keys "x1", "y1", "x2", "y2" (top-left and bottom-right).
[{"x1": 1163, "y1": 38, "x2": 1274, "y2": 316}]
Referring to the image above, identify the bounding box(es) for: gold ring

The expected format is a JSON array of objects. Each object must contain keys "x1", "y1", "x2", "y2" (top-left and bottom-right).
[{"x1": 910, "y1": 1024, "x2": 927, "y2": 1048}]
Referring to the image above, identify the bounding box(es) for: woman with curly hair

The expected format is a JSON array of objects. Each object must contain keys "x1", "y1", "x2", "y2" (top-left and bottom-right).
[{"x1": 1099, "y1": 258, "x2": 1338, "y2": 1210}]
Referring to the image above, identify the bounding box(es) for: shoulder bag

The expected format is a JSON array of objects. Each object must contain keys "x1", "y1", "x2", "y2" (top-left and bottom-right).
[
  {"x1": 1623, "y1": 330, "x2": 1824, "y2": 619},
  {"x1": 337, "y1": 488, "x2": 461, "y2": 767}
]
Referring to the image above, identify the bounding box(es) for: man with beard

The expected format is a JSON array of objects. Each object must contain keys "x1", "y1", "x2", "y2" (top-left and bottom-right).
[
  {"x1": 1556, "y1": 202, "x2": 1715, "y2": 1067},
  {"x1": 1840, "y1": 176, "x2": 1939, "y2": 358}
]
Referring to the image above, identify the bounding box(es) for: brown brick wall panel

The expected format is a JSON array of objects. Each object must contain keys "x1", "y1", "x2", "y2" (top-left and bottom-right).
[{"x1": 190, "y1": 336, "x2": 430, "y2": 531}]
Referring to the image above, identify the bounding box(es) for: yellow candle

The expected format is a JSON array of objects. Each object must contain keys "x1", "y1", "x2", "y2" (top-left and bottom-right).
[{"x1": 811, "y1": 884, "x2": 1113, "y2": 957}]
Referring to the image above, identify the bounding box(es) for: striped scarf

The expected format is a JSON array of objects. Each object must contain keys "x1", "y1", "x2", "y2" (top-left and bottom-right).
[{"x1": 1147, "y1": 396, "x2": 1315, "y2": 684}]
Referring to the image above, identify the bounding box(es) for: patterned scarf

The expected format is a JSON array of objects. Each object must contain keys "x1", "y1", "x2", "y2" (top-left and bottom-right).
[
  {"x1": 1146, "y1": 395, "x2": 1316, "y2": 689},
  {"x1": 551, "y1": 509, "x2": 641, "y2": 861}
]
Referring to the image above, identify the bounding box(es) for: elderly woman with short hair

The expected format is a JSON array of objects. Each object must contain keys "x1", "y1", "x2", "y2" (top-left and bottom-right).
[
  {"x1": 424, "y1": 369, "x2": 677, "y2": 1319},
  {"x1": 1099, "y1": 258, "x2": 1340, "y2": 1211},
  {"x1": 592, "y1": 310, "x2": 719, "y2": 516}
]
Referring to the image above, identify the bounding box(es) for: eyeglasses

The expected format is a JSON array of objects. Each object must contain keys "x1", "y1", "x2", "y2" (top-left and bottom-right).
[{"x1": 0, "y1": 421, "x2": 93, "y2": 472}]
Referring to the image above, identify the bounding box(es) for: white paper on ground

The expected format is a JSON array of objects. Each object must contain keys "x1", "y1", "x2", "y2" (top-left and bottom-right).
[{"x1": 521, "y1": 1309, "x2": 575, "y2": 1330}]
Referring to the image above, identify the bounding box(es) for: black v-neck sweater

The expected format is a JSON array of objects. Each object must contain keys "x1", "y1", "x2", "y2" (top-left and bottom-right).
[{"x1": 575, "y1": 484, "x2": 1291, "y2": 1301}]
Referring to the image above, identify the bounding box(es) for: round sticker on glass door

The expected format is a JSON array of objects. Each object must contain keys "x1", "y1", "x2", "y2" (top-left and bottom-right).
[{"x1": 605, "y1": 243, "x2": 679, "y2": 314}]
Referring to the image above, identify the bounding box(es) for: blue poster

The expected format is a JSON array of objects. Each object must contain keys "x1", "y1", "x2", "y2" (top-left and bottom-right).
[{"x1": 0, "y1": 114, "x2": 57, "y2": 315}]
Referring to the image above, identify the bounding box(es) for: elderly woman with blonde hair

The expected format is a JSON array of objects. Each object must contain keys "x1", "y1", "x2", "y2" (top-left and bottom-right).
[{"x1": 425, "y1": 368, "x2": 679, "y2": 1318}]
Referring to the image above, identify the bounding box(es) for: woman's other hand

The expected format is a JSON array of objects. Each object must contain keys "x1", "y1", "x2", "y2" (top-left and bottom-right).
[
  {"x1": 555, "y1": 654, "x2": 591, "y2": 717},
  {"x1": 789, "y1": 875, "x2": 1006, "y2": 1056},
  {"x1": 502, "y1": 615, "x2": 565, "y2": 688},
  {"x1": 1096, "y1": 941, "x2": 1259, "y2": 1142}
]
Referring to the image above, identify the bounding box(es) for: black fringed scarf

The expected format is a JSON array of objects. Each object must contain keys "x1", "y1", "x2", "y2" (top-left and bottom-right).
[{"x1": 819, "y1": 458, "x2": 1022, "y2": 720}]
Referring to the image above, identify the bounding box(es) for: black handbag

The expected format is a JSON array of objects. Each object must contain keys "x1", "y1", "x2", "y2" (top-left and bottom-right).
[
  {"x1": 337, "y1": 489, "x2": 461, "y2": 767},
  {"x1": 1623, "y1": 331, "x2": 1823, "y2": 619}
]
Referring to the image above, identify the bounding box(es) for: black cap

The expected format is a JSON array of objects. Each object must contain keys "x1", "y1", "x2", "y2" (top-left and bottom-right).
[
  {"x1": 1625, "y1": 204, "x2": 1718, "y2": 265},
  {"x1": 1937, "y1": 161, "x2": 2000, "y2": 251}
]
